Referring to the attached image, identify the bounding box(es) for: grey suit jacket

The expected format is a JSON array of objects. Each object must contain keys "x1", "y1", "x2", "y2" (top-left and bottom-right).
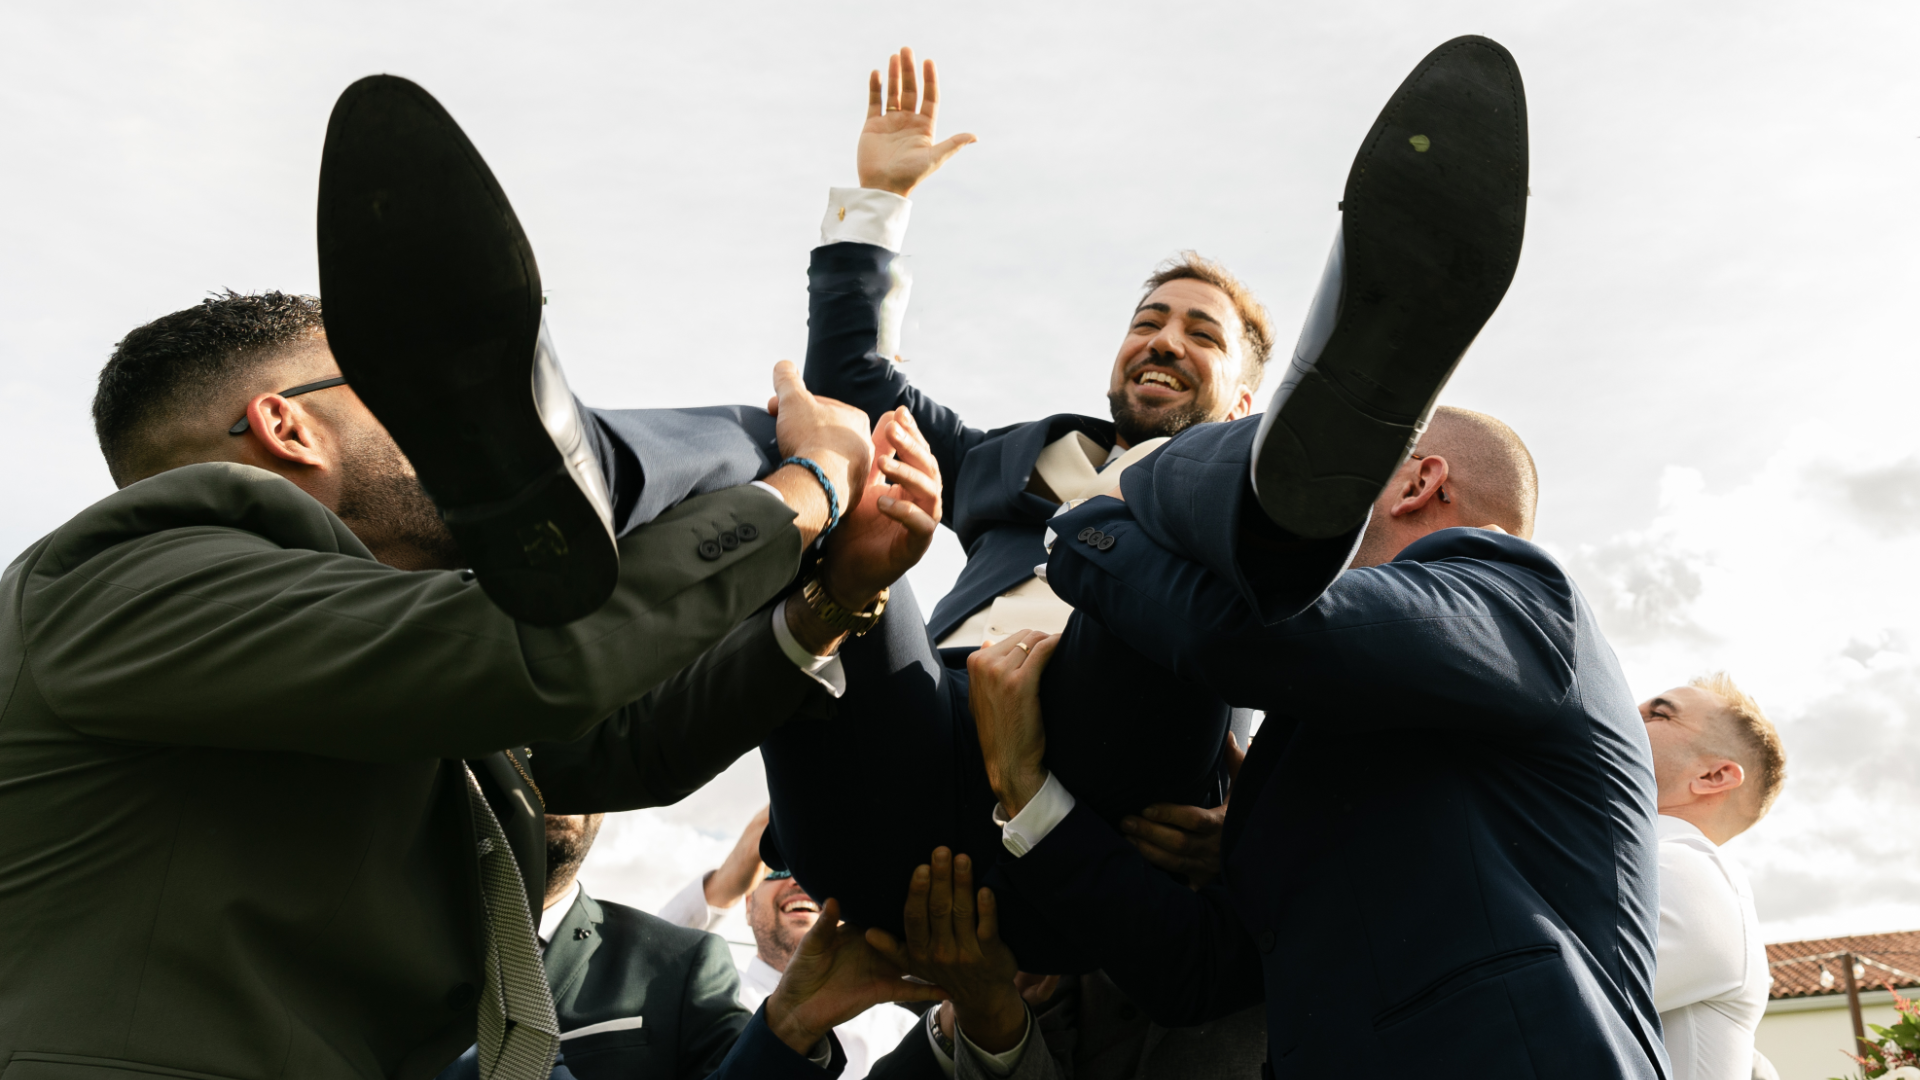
[{"x1": 0, "y1": 462, "x2": 818, "y2": 1080}]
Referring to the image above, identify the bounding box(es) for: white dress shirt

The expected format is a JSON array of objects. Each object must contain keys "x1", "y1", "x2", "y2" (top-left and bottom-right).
[{"x1": 1652, "y1": 815, "x2": 1769, "y2": 1080}]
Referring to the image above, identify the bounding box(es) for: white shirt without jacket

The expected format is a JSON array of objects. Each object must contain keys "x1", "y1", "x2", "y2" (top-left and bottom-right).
[{"x1": 1653, "y1": 815, "x2": 1769, "y2": 1080}]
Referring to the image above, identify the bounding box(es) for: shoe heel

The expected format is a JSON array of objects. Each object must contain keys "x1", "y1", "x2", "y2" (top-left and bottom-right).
[
  {"x1": 443, "y1": 469, "x2": 619, "y2": 627},
  {"x1": 1252, "y1": 368, "x2": 1422, "y2": 539}
]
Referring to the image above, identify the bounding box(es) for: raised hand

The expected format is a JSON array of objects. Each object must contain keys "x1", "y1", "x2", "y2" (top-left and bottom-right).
[
  {"x1": 867, "y1": 848, "x2": 1028, "y2": 1054},
  {"x1": 857, "y1": 46, "x2": 977, "y2": 197},
  {"x1": 764, "y1": 896, "x2": 946, "y2": 1057},
  {"x1": 819, "y1": 406, "x2": 943, "y2": 608},
  {"x1": 1119, "y1": 731, "x2": 1246, "y2": 888}
]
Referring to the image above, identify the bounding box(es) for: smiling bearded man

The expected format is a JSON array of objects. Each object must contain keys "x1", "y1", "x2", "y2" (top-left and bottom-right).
[{"x1": 740, "y1": 872, "x2": 921, "y2": 1080}]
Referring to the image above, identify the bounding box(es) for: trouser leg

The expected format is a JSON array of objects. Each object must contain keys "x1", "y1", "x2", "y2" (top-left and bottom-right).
[
  {"x1": 759, "y1": 580, "x2": 1233, "y2": 973},
  {"x1": 581, "y1": 403, "x2": 779, "y2": 535},
  {"x1": 1118, "y1": 416, "x2": 1363, "y2": 625}
]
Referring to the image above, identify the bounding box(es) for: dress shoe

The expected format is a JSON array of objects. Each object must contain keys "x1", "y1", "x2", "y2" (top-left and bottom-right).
[
  {"x1": 318, "y1": 75, "x2": 617, "y2": 626},
  {"x1": 1251, "y1": 35, "x2": 1528, "y2": 538}
]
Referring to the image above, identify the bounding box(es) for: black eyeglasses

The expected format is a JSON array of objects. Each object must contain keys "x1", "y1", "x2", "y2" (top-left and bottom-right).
[{"x1": 228, "y1": 376, "x2": 349, "y2": 436}]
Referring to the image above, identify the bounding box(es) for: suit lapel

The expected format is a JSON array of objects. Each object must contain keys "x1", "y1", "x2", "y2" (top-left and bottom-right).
[
  {"x1": 543, "y1": 889, "x2": 605, "y2": 1004},
  {"x1": 471, "y1": 749, "x2": 547, "y2": 919}
]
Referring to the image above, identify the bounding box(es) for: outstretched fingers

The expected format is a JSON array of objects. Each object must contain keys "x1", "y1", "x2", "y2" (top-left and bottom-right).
[
  {"x1": 886, "y1": 51, "x2": 902, "y2": 114},
  {"x1": 927, "y1": 846, "x2": 957, "y2": 957},
  {"x1": 951, "y1": 854, "x2": 980, "y2": 957},
  {"x1": 867, "y1": 68, "x2": 883, "y2": 120},
  {"x1": 899, "y1": 46, "x2": 919, "y2": 114}
]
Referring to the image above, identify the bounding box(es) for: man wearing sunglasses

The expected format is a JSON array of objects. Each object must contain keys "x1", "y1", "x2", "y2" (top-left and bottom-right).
[{"x1": 0, "y1": 290, "x2": 945, "y2": 1080}]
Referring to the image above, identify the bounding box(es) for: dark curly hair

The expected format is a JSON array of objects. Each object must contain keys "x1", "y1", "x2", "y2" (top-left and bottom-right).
[{"x1": 92, "y1": 290, "x2": 326, "y2": 486}]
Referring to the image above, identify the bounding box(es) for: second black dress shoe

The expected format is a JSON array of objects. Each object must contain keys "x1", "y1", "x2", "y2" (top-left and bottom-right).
[
  {"x1": 318, "y1": 75, "x2": 617, "y2": 626},
  {"x1": 1251, "y1": 35, "x2": 1528, "y2": 538}
]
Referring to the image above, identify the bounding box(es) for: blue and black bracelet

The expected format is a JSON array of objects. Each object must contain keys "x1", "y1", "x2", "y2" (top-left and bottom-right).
[{"x1": 778, "y1": 456, "x2": 840, "y2": 544}]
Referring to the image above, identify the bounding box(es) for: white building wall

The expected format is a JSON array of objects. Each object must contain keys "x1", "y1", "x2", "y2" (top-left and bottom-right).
[{"x1": 1755, "y1": 990, "x2": 1906, "y2": 1080}]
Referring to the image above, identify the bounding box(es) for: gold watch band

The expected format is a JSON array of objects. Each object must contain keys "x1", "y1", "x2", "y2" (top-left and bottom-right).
[{"x1": 801, "y1": 577, "x2": 889, "y2": 636}]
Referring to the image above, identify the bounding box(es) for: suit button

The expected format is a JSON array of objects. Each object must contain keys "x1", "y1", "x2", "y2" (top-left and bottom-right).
[
  {"x1": 1256, "y1": 931, "x2": 1276, "y2": 953},
  {"x1": 1084, "y1": 530, "x2": 1104, "y2": 547},
  {"x1": 1097, "y1": 535, "x2": 1116, "y2": 551},
  {"x1": 445, "y1": 982, "x2": 478, "y2": 1010},
  {"x1": 737, "y1": 523, "x2": 759, "y2": 542},
  {"x1": 719, "y1": 529, "x2": 740, "y2": 551},
  {"x1": 1077, "y1": 527, "x2": 1095, "y2": 542},
  {"x1": 697, "y1": 539, "x2": 722, "y2": 561}
]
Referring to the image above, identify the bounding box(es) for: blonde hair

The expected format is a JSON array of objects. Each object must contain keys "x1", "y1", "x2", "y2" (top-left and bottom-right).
[{"x1": 1690, "y1": 671, "x2": 1787, "y2": 821}]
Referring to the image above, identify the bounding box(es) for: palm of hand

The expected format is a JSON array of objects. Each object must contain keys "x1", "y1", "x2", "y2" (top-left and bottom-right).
[
  {"x1": 858, "y1": 113, "x2": 943, "y2": 196},
  {"x1": 784, "y1": 924, "x2": 908, "y2": 1028}
]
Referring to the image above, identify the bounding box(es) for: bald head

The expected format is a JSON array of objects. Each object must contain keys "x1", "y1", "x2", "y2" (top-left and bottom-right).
[
  {"x1": 1350, "y1": 405, "x2": 1539, "y2": 567},
  {"x1": 1413, "y1": 406, "x2": 1539, "y2": 539}
]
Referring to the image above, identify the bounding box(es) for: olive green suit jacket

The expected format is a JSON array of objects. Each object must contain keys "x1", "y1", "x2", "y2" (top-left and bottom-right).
[{"x1": 0, "y1": 463, "x2": 822, "y2": 1080}]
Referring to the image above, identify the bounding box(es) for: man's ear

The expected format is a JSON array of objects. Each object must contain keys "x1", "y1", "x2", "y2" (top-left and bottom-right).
[
  {"x1": 1386, "y1": 454, "x2": 1450, "y2": 519},
  {"x1": 241, "y1": 393, "x2": 328, "y2": 469},
  {"x1": 1225, "y1": 382, "x2": 1257, "y2": 422},
  {"x1": 1691, "y1": 758, "x2": 1746, "y2": 798}
]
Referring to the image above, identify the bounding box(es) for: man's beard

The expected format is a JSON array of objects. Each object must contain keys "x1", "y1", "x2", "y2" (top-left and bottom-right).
[
  {"x1": 1107, "y1": 389, "x2": 1213, "y2": 447},
  {"x1": 334, "y1": 427, "x2": 464, "y2": 570},
  {"x1": 544, "y1": 814, "x2": 604, "y2": 897}
]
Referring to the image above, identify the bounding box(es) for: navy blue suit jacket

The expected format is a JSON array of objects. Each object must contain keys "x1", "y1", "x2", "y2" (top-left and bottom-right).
[
  {"x1": 805, "y1": 240, "x2": 1117, "y2": 642},
  {"x1": 1009, "y1": 504, "x2": 1669, "y2": 1079}
]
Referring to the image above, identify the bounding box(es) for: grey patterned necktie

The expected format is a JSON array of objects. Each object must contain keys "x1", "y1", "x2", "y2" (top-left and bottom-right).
[{"x1": 464, "y1": 763, "x2": 561, "y2": 1080}]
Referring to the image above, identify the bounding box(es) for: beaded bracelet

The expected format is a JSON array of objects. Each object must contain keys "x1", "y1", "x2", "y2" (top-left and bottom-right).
[{"x1": 778, "y1": 456, "x2": 840, "y2": 542}]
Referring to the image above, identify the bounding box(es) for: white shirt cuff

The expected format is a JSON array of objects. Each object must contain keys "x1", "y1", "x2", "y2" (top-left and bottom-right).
[
  {"x1": 994, "y1": 772, "x2": 1076, "y2": 857},
  {"x1": 771, "y1": 596, "x2": 847, "y2": 698},
  {"x1": 820, "y1": 187, "x2": 912, "y2": 252},
  {"x1": 922, "y1": 1006, "x2": 1036, "y2": 1078},
  {"x1": 751, "y1": 479, "x2": 784, "y2": 503},
  {"x1": 806, "y1": 1036, "x2": 833, "y2": 1069},
  {"x1": 654, "y1": 875, "x2": 726, "y2": 931}
]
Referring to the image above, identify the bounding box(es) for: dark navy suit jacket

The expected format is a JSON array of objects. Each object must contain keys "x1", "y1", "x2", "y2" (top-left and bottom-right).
[
  {"x1": 1008, "y1": 501, "x2": 1669, "y2": 1079},
  {"x1": 805, "y1": 240, "x2": 1118, "y2": 642}
]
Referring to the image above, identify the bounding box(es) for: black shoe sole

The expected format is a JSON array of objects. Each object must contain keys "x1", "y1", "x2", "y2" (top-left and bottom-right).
[
  {"x1": 1252, "y1": 35, "x2": 1528, "y2": 538},
  {"x1": 317, "y1": 75, "x2": 617, "y2": 626}
]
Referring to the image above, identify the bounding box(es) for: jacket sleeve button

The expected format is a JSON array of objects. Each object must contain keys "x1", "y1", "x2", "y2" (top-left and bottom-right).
[
  {"x1": 697, "y1": 539, "x2": 723, "y2": 561},
  {"x1": 1077, "y1": 527, "x2": 1095, "y2": 542},
  {"x1": 719, "y1": 530, "x2": 740, "y2": 551},
  {"x1": 1097, "y1": 535, "x2": 1116, "y2": 551},
  {"x1": 737, "y1": 523, "x2": 759, "y2": 542}
]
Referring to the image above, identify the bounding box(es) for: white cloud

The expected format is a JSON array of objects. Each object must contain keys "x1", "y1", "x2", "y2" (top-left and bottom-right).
[{"x1": 1555, "y1": 424, "x2": 1920, "y2": 940}]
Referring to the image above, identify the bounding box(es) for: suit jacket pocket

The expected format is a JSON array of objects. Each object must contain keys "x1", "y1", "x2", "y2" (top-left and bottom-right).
[
  {"x1": 557, "y1": 1026, "x2": 651, "y2": 1075},
  {"x1": 1372, "y1": 943, "x2": 1561, "y2": 1031},
  {"x1": 3, "y1": 1054, "x2": 243, "y2": 1080}
]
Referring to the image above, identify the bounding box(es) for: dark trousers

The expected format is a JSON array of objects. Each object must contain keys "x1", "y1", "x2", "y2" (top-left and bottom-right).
[{"x1": 581, "y1": 409, "x2": 1358, "y2": 972}]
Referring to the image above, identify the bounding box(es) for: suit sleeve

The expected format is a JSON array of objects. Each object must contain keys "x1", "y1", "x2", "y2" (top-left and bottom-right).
[
  {"x1": 532, "y1": 609, "x2": 829, "y2": 813},
  {"x1": 1043, "y1": 501, "x2": 1579, "y2": 736},
  {"x1": 678, "y1": 932, "x2": 755, "y2": 1080},
  {"x1": 804, "y1": 241, "x2": 985, "y2": 517},
  {"x1": 24, "y1": 485, "x2": 804, "y2": 761},
  {"x1": 706, "y1": 1006, "x2": 845, "y2": 1079},
  {"x1": 861, "y1": 1016, "x2": 945, "y2": 1080},
  {"x1": 998, "y1": 804, "x2": 1264, "y2": 1028}
]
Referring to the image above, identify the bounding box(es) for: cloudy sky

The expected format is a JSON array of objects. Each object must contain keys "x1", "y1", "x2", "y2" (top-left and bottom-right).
[{"x1": 4, "y1": 1, "x2": 1915, "y2": 948}]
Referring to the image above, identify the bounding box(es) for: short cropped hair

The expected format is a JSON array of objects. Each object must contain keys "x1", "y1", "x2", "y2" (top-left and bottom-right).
[
  {"x1": 1141, "y1": 252, "x2": 1275, "y2": 389},
  {"x1": 1690, "y1": 671, "x2": 1787, "y2": 821},
  {"x1": 93, "y1": 291, "x2": 326, "y2": 486},
  {"x1": 1417, "y1": 407, "x2": 1540, "y2": 538}
]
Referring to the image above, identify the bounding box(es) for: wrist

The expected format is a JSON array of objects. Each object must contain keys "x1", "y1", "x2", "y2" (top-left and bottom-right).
[
  {"x1": 765, "y1": 993, "x2": 827, "y2": 1057},
  {"x1": 955, "y1": 996, "x2": 1028, "y2": 1056},
  {"x1": 988, "y1": 764, "x2": 1048, "y2": 820},
  {"x1": 785, "y1": 590, "x2": 851, "y2": 657},
  {"x1": 764, "y1": 464, "x2": 831, "y2": 547}
]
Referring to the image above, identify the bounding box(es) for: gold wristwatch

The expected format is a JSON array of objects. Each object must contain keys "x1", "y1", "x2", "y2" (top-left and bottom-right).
[{"x1": 801, "y1": 576, "x2": 889, "y2": 636}]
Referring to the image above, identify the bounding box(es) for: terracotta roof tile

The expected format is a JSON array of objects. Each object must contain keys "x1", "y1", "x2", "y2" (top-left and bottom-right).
[{"x1": 1765, "y1": 930, "x2": 1920, "y2": 1000}]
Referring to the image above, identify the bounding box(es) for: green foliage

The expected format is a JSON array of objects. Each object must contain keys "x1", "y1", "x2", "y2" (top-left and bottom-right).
[{"x1": 1829, "y1": 991, "x2": 1920, "y2": 1080}]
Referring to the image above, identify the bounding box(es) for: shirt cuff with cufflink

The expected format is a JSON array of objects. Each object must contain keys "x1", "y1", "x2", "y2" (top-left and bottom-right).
[
  {"x1": 994, "y1": 772, "x2": 1077, "y2": 857},
  {"x1": 807, "y1": 1037, "x2": 833, "y2": 1069},
  {"x1": 921, "y1": 1003, "x2": 1037, "y2": 1078},
  {"x1": 820, "y1": 186, "x2": 912, "y2": 252}
]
